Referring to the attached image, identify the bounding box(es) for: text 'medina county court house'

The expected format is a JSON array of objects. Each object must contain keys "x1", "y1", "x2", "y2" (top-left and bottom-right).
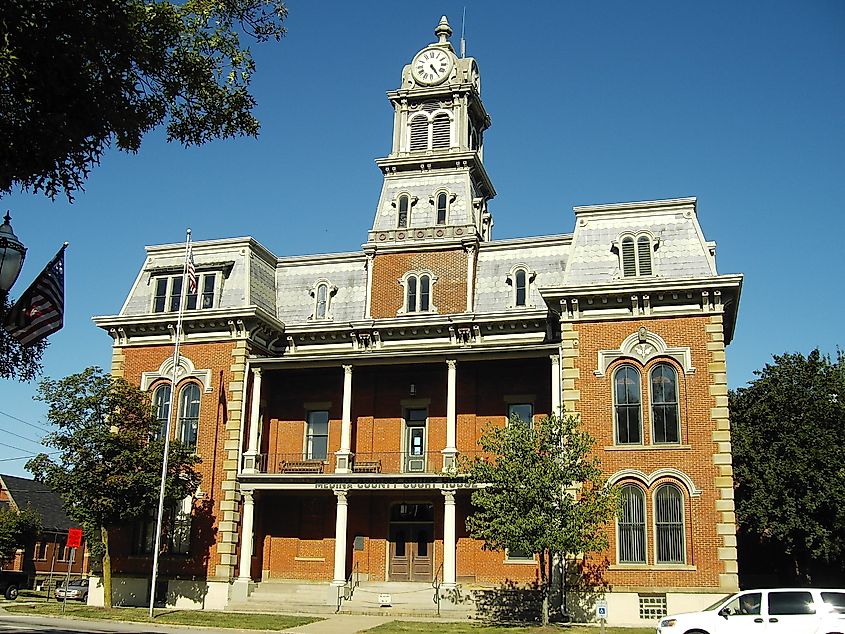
[{"x1": 93, "y1": 17, "x2": 743, "y2": 625}]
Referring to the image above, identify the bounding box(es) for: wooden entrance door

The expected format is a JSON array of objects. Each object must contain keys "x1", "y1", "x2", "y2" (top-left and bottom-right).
[{"x1": 388, "y1": 503, "x2": 434, "y2": 581}]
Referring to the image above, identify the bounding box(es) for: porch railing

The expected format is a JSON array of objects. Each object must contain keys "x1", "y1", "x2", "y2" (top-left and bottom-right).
[{"x1": 254, "y1": 451, "x2": 484, "y2": 475}]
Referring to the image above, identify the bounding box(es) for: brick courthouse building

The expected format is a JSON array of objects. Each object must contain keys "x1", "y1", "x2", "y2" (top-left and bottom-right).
[{"x1": 93, "y1": 17, "x2": 742, "y2": 624}]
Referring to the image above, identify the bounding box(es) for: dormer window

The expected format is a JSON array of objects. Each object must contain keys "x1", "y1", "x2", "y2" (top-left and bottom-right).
[
  {"x1": 309, "y1": 279, "x2": 337, "y2": 320},
  {"x1": 316, "y1": 284, "x2": 328, "y2": 319},
  {"x1": 506, "y1": 265, "x2": 535, "y2": 308},
  {"x1": 152, "y1": 273, "x2": 217, "y2": 313},
  {"x1": 399, "y1": 271, "x2": 438, "y2": 314},
  {"x1": 436, "y1": 192, "x2": 448, "y2": 224},
  {"x1": 515, "y1": 270, "x2": 527, "y2": 306},
  {"x1": 619, "y1": 233, "x2": 656, "y2": 277},
  {"x1": 398, "y1": 194, "x2": 410, "y2": 228}
]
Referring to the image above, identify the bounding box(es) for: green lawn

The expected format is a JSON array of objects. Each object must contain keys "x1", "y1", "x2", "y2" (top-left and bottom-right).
[
  {"x1": 3, "y1": 602, "x2": 319, "y2": 630},
  {"x1": 364, "y1": 623, "x2": 654, "y2": 634}
]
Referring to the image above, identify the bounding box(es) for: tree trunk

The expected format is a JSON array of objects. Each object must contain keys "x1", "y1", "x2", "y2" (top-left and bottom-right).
[
  {"x1": 539, "y1": 550, "x2": 549, "y2": 625},
  {"x1": 102, "y1": 526, "x2": 112, "y2": 608}
]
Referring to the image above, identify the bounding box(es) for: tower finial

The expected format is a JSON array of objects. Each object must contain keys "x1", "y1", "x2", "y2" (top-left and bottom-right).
[{"x1": 435, "y1": 16, "x2": 452, "y2": 44}]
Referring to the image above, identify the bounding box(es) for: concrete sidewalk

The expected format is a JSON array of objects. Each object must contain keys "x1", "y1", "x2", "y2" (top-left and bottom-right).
[{"x1": 280, "y1": 614, "x2": 394, "y2": 633}]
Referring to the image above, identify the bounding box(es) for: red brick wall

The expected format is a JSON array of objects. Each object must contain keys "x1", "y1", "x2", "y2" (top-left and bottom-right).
[
  {"x1": 113, "y1": 341, "x2": 238, "y2": 579},
  {"x1": 370, "y1": 249, "x2": 468, "y2": 317},
  {"x1": 574, "y1": 316, "x2": 724, "y2": 589}
]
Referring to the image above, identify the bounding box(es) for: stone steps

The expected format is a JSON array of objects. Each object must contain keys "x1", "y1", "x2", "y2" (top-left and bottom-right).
[{"x1": 228, "y1": 580, "x2": 476, "y2": 618}]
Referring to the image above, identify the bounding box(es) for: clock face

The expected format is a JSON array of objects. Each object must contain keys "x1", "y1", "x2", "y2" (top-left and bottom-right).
[{"x1": 412, "y1": 48, "x2": 453, "y2": 85}]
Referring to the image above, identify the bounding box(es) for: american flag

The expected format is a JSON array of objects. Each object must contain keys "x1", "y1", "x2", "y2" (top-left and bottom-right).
[
  {"x1": 4, "y1": 245, "x2": 66, "y2": 347},
  {"x1": 186, "y1": 245, "x2": 197, "y2": 295}
]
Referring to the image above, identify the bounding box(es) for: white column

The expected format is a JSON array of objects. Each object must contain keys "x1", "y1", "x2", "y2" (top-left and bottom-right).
[
  {"x1": 442, "y1": 359, "x2": 458, "y2": 470},
  {"x1": 465, "y1": 244, "x2": 476, "y2": 312},
  {"x1": 332, "y1": 490, "x2": 349, "y2": 586},
  {"x1": 237, "y1": 490, "x2": 255, "y2": 581},
  {"x1": 335, "y1": 365, "x2": 353, "y2": 473},
  {"x1": 550, "y1": 354, "x2": 562, "y2": 417},
  {"x1": 243, "y1": 368, "x2": 262, "y2": 473},
  {"x1": 442, "y1": 490, "x2": 457, "y2": 590}
]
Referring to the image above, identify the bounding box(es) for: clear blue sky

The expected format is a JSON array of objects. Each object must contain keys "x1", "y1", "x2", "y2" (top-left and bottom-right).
[{"x1": 1, "y1": 1, "x2": 843, "y2": 476}]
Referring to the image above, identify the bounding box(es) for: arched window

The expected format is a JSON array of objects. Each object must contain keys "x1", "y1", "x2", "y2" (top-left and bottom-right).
[
  {"x1": 613, "y1": 365, "x2": 642, "y2": 444},
  {"x1": 515, "y1": 269, "x2": 527, "y2": 307},
  {"x1": 655, "y1": 484, "x2": 685, "y2": 563},
  {"x1": 637, "y1": 235, "x2": 653, "y2": 276},
  {"x1": 406, "y1": 276, "x2": 417, "y2": 312},
  {"x1": 436, "y1": 192, "x2": 448, "y2": 225},
  {"x1": 315, "y1": 283, "x2": 328, "y2": 320},
  {"x1": 178, "y1": 383, "x2": 200, "y2": 452},
  {"x1": 432, "y1": 114, "x2": 451, "y2": 148},
  {"x1": 408, "y1": 112, "x2": 452, "y2": 151},
  {"x1": 409, "y1": 116, "x2": 428, "y2": 151},
  {"x1": 618, "y1": 485, "x2": 646, "y2": 564},
  {"x1": 419, "y1": 275, "x2": 430, "y2": 311},
  {"x1": 651, "y1": 364, "x2": 680, "y2": 443},
  {"x1": 152, "y1": 384, "x2": 171, "y2": 441},
  {"x1": 401, "y1": 272, "x2": 437, "y2": 314},
  {"x1": 398, "y1": 195, "x2": 409, "y2": 228},
  {"x1": 620, "y1": 233, "x2": 655, "y2": 277}
]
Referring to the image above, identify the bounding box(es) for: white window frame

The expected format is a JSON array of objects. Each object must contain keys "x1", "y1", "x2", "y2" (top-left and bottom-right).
[
  {"x1": 649, "y1": 363, "x2": 681, "y2": 444},
  {"x1": 402, "y1": 407, "x2": 428, "y2": 473},
  {"x1": 305, "y1": 410, "x2": 330, "y2": 461},
  {"x1": 616, "y1": 232, "x2": 658, "y2": 278},
  {"x1": 617, "y1": 484, "x2": 647, "y2": 564},
  {"x1": 177, "y1": 382, "x2": 201, "y2": 452},
  {"x1": 169, "y1": 495, "x2": 193, "y2": 556},
  {"x1": 406, "y1": 110, "x2": 454, "y2": 152},
  {"x1": 613, "y1": 364, "x2": 643, "y2": 445},
  {"x1": 506, "y1": 264, "x2": 536, "y2": 309},
  {"x1": 151, "y1": 272, "x2": 219, "y2": 313},
  {"x1": 309, "y1": 279, "x2": 337, "y2": 321},
  {"x1": 653, "y1": 483, "x2": 686, "y2": 564},
  {"x1": 152, "y1": 383, "x2": 171, "y2": 441},
  {"x1": 433, "y1": 190, "x2": 455, "y2": 225},
  {"x1": 398, "y1": 270, "x2": 438, "y2": 315}
]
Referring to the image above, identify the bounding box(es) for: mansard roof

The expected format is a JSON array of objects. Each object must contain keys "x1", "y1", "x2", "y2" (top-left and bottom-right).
[{"x1": 95, "y1": 196, "x2": 740, "y2": 345}]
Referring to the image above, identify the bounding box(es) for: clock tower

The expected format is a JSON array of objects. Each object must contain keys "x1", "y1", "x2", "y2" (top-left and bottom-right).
[
  {"x1": 365, "y1": 17, "x2": 495, "y2": 318},
  {"x1": 367, "y1": 16, "x2": 495, "y2": 246}
]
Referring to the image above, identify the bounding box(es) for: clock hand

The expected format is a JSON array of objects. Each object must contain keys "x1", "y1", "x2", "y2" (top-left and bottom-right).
[{"x1": 429, "y1": 63, "x2": 439, "y2": 76}]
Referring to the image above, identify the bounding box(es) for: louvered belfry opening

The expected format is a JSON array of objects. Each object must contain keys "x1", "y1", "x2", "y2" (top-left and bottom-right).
[
  {"x1": 432, "y1": 114, "x2": 450, "y2": 148},
  {"x1": 409, "y1": 116, "x2": 428, "y2": 151}
]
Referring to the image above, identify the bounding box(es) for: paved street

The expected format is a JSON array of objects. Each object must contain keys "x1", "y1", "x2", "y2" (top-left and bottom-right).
[{"x1": 0, "y1": 613, "x2": 396, "y2": 634}]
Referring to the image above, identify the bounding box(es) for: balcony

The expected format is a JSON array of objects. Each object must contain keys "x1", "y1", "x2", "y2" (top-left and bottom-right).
[{"x1": 253, "y1": 451, "x2": 479, "y2": 476}]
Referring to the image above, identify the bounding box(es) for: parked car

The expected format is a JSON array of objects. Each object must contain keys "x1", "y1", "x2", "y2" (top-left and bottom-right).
[
  {"x1": 55, "y1": 577, "x2": 89, "y2": 602},
  {"x1": 0, "y1": 570, "x2": 27, "y2": 600},
  {"x1": 657, "y1": 587, "x2": 845, "y2": 634}
]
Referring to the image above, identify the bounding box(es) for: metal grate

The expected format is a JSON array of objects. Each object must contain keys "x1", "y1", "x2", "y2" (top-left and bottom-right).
[{"x1": 639, "y1": 594, "x2": 667, "y2": 620}]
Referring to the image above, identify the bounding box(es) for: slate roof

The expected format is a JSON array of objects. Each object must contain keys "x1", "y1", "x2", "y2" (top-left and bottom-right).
[{"x1": 0, "y1": 474, "x2": 76, "y2": 533}]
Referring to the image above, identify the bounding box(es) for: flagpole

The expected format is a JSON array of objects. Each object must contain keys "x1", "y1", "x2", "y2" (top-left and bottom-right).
[{"x1": 149, "y1": 229, "x2": 192, "y2": 618}]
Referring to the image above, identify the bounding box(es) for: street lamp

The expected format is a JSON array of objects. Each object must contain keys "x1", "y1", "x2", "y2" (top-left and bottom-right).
[{"x1": 0, "y1": 212, "x2": 26, "y2": 302}]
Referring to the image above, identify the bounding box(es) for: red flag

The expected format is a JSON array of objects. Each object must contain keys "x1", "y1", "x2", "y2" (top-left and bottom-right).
[{"x1": 4, "y1": 245, "x2": 66, "y2": 346}]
